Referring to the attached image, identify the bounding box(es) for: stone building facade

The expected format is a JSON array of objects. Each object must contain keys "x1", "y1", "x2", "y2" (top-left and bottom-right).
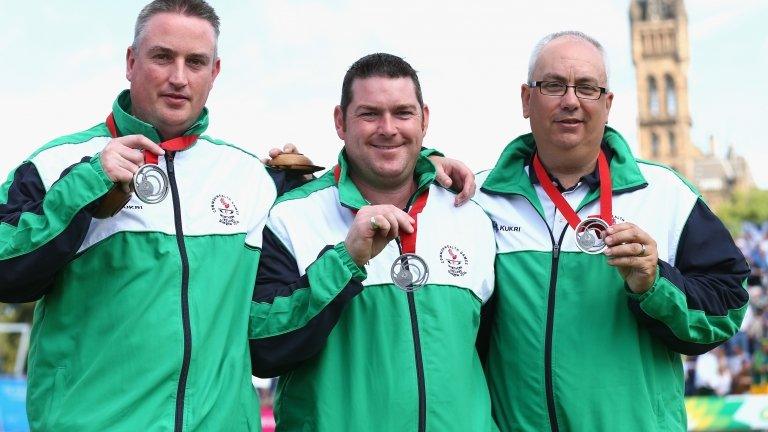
[{"x1": 629, "y1": 0, "x2": 753, "y2": 207}]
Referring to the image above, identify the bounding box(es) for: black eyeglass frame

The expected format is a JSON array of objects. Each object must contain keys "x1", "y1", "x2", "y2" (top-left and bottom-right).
[{"x1": 529, "y1": 81, "x2": 608, "y2": 100}]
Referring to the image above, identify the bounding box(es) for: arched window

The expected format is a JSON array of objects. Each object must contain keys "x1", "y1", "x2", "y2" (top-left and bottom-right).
[
  {"x1": 651, "y1": 133, "x2": 660, "y2": 158},
  {"x1": 668, "y1": 131, "x2": 676, "y2": 156},
  {"x1": 648, "y1": 76, "x2": 660, "y2": 117},
  {"x1": 665, "y1": 75, "x2": 677, "y2": 116}
]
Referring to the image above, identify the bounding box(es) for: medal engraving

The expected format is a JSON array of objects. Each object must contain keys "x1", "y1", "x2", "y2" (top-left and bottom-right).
[
  {"x1": 390, "y1": 253, "x2": 429, "y2": 292},
  {"x1": 575, "y1": 217, "x2": 609, "y2": 254},
  {"x1": 133, "y1": 164, "x2": 169, "y2": 204}
]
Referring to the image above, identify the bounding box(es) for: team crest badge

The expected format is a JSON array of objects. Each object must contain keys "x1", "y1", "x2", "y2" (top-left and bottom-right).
[
  {"x1": 439, "y1": 245, "x2": 469, "y2": 277},
  {"x1": 211, "y1": 195, "x2": 240, "y2": 226}
]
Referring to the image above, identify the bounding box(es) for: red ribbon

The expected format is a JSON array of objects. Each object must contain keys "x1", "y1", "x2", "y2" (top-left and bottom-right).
[
  {"x1": 106, "y1": 113, "x2": 198, "y2": 164},
  {"x1": 531, "y1": 150, "x2": 613, "y2": 229},
  {"x1": 333, "y1": 164, "x2": 429, "y2": 253}
]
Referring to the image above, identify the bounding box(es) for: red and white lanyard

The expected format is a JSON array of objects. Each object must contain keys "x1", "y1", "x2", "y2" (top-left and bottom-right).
[
  {"x1": 531, "y1": 150, "x2": 613, "y2": 229},
  {"x1": 105, "y1": 113, "x2": 198, "y2": 162},
  {"x1": 333, "y1": 165, "x2": 429, "y2": 252}
]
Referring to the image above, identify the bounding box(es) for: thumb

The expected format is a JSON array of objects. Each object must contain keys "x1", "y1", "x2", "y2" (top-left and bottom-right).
[{"x1": 436, "y1": 171, "x2": 452, "y2": 188}]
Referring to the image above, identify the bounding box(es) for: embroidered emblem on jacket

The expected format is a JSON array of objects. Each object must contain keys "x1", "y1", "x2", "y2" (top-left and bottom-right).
[
  {"x1": 439, "y1": 245, "x2": 469, "y2": 277},
  {"x1": 211, "y1": 195, "x2": 240, "y2": 226}
]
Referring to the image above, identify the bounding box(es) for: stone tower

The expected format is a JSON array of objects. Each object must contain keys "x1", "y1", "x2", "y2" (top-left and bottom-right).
[{"x1": 630, "y1": 0, "x2": 699, "y2": 179}]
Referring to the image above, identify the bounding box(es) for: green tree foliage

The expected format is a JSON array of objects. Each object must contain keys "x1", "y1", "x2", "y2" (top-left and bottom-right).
[
  {"x1": 0, "y1": 303, "x2": 35, "y2": 375},
  {"x1": 715, "y1": 189, "x2": 768, "y2": 235}
]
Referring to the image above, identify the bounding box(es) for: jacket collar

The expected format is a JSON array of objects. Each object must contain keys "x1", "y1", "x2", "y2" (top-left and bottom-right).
[
  {"x1": 481, "y1": 126, "x2": 647, "y2": 214},
  {"x1": 527, "y1": 141, "x2": 614, "y2": 192},
  {"x1": 334, "y1": 150, "x2": 437, "y2": 211},
  {"x1": 111, "y1": 89, "x2": 209, "y2": 143}
]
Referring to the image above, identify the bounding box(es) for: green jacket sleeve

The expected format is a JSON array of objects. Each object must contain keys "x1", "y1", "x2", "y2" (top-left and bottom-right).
[
  {"x1": 248, "y1": 227, "x2": 365, "y2": 377},
  {"x1": 0, "y1": 155, "x2": 113, "y2": 302}
]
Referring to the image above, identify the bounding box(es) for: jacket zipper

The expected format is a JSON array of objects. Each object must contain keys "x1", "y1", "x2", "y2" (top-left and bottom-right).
[
  {"x1": 518, "y1": 192, "x2": 567, "y2": 432},
  {"x1": 396, "y1": 238, "x2": 427, "y2": 432},
  {"x1": 544, "y1": 227, "x2": 567, "y2": 432},
  {"x1": 482, "y1": 181, "x2": 611, "y2": 432},
  {"x1": 168, "y1": 153, "x2": 192, "y2": 432}
]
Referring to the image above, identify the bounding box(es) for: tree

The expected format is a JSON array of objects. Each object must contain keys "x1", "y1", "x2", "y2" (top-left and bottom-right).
[
  {"x1": 0, "y1": 302, "x2": 35, "y2": 375},
  {"x1": 715, "y1": 189, "x2": 768, "y2": 236}
]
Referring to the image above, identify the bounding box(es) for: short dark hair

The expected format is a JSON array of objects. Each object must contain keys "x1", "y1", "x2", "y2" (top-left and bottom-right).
[
  {"x1": 133, "y1": 0, "x2": 220, "y2": 52},
  {"x1": 340, "y1": 53, "x2": 423, "y2": 118}
]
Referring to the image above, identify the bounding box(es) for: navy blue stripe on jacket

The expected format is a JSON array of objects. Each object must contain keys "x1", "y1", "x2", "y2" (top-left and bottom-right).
[
  {"x1": 628, "y1": 198, "x2": 750, "y2": 355},
  {"x1": 249, "y1": 228, "x2": 363, "y2": 377},
  {"x1": 0, "y1": 161, "x2": 98, "y2": 302}
]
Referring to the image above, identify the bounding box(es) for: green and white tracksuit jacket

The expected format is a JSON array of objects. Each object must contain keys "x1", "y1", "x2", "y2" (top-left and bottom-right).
[
  {"x1": 0, "y1": 90, "x2": 281, "y2": 431},
  {"x1": 474, "y1": 127, "x2": 750, "y2": 432},
  {"x1": 248, "y1": 152, "x2": 498, "y2": 431}
]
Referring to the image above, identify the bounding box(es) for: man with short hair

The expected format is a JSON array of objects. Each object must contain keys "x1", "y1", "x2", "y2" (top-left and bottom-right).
[
  {"x1": 475, "y1": 31, "x2": 749, "y2": 431},
  {"x1": 249, "y1": 53, "x2": 497, "y2": 431},
  {"x1": 0, "y1": 1, "x2": 278, "y2": 430}
]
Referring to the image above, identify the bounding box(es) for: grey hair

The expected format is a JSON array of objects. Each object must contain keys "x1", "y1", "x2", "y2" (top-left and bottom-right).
[
  {"x1": 132, "y1": 0, "x2": 220, "y2": 54},
  {"x1": 527, "y1": 31, "x2": 610, "y2": 87}
]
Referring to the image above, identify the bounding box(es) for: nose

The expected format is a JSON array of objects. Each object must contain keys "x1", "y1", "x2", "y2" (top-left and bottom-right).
[
  {"x1": 169, "y1": 59, "x2": 188, "y2": 88},
  {"x1": 559, "y1": 85, "x2": 579, "y2": 111},
  {"x1": 378, "y1": 113, "x2": 397, "y2": 136}
]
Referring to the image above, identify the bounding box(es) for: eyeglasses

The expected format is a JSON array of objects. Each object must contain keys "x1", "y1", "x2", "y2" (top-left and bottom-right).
[{"x1": 529, "y1": 81, "x2": 607, "y2": 100}]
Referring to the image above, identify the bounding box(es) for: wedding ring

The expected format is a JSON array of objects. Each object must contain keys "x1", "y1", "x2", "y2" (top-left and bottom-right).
[
  {"x1": 637, "y1": 243, "x2": 646, "y2": 257},
  {"x1": 370, "y1": 216, "x2": 381, "y2": 231}
]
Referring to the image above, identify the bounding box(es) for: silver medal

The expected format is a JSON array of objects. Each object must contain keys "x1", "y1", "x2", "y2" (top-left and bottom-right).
[
  {"x1": 575, "y1": 217, "x2": 610, "y2": 254},
  {"x1": 390, "y1": 253, "x2": 429, "y2": 292},
  {"x1": 132, "y1": 164, "x2": 169, "y2": 204}
]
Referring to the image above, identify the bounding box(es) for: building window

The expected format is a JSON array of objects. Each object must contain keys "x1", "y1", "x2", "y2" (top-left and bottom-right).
[
  {"x1": 648, "y1": 76, "x2": 660, "y2": 117},
  {"x1": 665, "y1": 75, "x2": 677, "y2": 116},
  {"x1": 652, "y1": 133, "x2": 660, "y2": 158},
  {"x1": 669, "y1": 131, "x2": 676, "y2": 156}
]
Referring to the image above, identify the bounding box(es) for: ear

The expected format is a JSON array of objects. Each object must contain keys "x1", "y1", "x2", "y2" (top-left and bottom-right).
[
  {"x1": 334, "y1": 105, "x2": 346, "y2": 139},
  {"x1": 126, "y1": 46, "x2": 136, "y2": 81},
  {"x1": 421, "y1": 104, "x2": 430, "y2": 136},
  {"x1": 210, "y1": 57, "x2": 221, "y2": 83},
  {"x1": 521, "y1": 83, "x2": 531, "y2": 119},
  {"x1": 604, "y1": 91, "x2": 614, "y2": 117}
]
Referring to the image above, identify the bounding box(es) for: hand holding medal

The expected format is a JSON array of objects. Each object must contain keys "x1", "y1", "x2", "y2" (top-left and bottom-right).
[
  {"x1": 603, "y1": 223, "x2": 658, "y2": 294},
  {"x1": 533, "y1": 150, "x2": 658, "y2": 294},
  {"x1": 94, "y1": 113, "x2": 197, "y2": 218},
  {"x1": 344, "y1": 205, "x2": 415, "y2": 267},
  {"x1": 95, "y1": 134, "x2": 166, "y2": 218}
]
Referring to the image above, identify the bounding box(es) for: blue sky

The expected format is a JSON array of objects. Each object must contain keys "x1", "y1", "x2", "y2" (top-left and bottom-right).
[{"x1": 2, "y1": 1, "x2": 766, "y2": 187}]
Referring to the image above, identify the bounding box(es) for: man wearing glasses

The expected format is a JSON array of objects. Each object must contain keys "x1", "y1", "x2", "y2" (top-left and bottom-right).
[{"x1": 475, "y1": 31, "x2": 749, "y2": 431}]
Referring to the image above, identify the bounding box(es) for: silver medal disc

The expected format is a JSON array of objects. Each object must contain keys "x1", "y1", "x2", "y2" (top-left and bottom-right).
[
  {"x1": 575, "y1": 217, "x2": 610, "y2": 254},
  {"x1": 132, "y1": 164, "x2": 169, "y2": 204},
  {"x1": 390, "y1": 253, "x2": 429, "y2": 292}
]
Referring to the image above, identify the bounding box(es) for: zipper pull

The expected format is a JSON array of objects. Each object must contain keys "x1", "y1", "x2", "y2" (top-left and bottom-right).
[
  {"x1": 553, "y1": 243, "x2": 560, "y2": 259},
  {"x1": 166, "y1": 152, "x2": 175, "y2": 174}
]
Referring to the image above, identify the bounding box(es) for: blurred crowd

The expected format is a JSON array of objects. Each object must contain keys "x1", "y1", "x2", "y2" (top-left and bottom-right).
[{"x1": 684, "y1": 222, "x2": 768, "y2": 396}]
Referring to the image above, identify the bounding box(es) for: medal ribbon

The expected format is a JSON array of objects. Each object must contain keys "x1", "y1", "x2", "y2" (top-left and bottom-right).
[
  {"x1": 106, "y1": 113, "x2": 198, "y2": 164},
  {"x1": 333, "y1": 164, "x2": 429, "y2": 253},
  {"x1": 531, "y1": 150, "x2": 613, "y2": 230}
]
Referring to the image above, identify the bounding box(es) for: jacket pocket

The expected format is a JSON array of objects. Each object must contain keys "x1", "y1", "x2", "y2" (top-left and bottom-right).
[{"x1": 39, "y1": 366, "x2": 67, "y2": 431}]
